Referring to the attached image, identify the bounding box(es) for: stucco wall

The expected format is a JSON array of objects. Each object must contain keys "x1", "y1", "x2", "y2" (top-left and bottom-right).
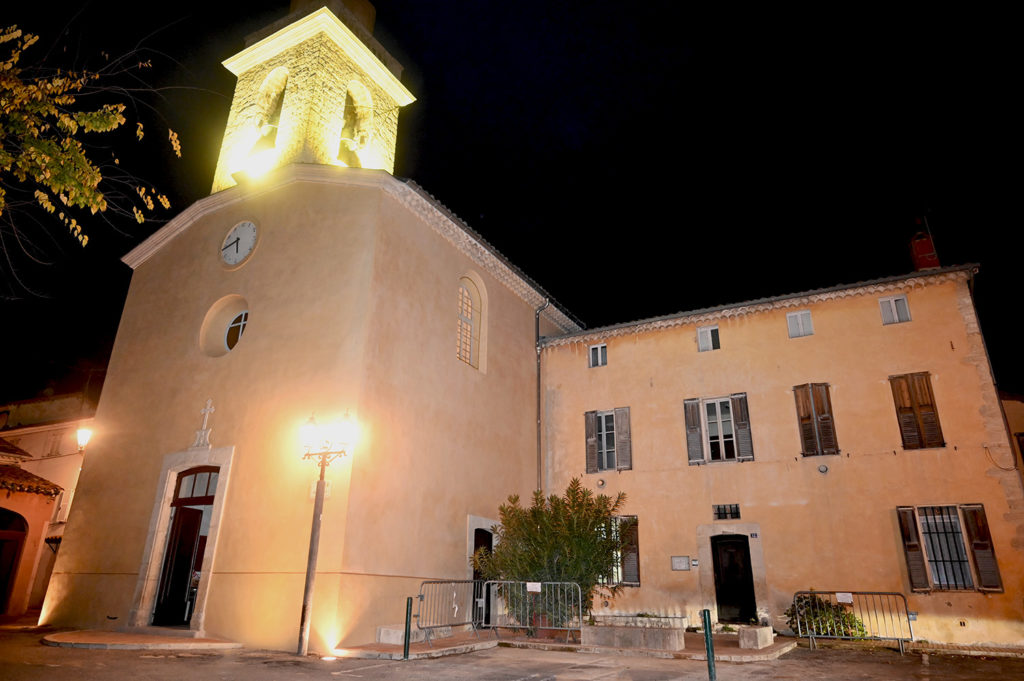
[
  {"x1": 541, "y1": 276, "x2": 1024, "y2": 645},
  {"x1": 43, "y1": 171, "x2": 547, "y2": 652}
]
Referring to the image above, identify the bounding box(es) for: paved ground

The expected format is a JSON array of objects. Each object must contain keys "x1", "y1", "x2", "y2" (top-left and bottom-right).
[{"x1": 4, "y1": 622, "x2": 1024, "y2": 680}]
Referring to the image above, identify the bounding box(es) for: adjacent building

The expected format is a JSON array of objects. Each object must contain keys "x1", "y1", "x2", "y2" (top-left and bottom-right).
[{"x1": 541, "y1": 267, "x2": 1024, "y2": 644}]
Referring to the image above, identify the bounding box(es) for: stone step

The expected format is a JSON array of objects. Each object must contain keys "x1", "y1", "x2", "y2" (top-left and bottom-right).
[{"x1": 375, "y1": 624, "x2": 452, "y2": 645}]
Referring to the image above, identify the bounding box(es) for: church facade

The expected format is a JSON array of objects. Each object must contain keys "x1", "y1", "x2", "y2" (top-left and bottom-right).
[{"x1": 40, "y1": 0, "x2": 1023, "y2": 651}]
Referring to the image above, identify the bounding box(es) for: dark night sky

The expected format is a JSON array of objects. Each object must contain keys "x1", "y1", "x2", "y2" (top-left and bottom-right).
[{"x1": 1, "y1": 2, "x2": 1017, "y2": 402}]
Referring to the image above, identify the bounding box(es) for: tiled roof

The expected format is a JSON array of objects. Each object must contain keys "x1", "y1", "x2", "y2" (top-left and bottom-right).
[{"x1": 0, "y1": 465, "x2": 62, "y2": 497}]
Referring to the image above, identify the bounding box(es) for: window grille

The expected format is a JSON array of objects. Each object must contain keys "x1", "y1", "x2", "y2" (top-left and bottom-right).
[
  {"x1": 918, "y1": 506, "x2": 973, "y2": 589},
  {"x1": 713, "y1": 504, "x2": 741, "y2": 520}
]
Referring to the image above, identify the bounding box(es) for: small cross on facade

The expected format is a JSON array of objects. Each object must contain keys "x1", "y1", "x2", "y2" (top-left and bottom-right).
[{"x1": 191, "y1": 398, "x2": 215, "y2": 449}]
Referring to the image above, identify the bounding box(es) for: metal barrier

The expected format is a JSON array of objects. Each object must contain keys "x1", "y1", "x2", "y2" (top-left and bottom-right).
[
  {"x1": 415, "y1": 580, "x2": 481, "y2": 646},
  {"x1": 482, "y1": 581, "x2": 583, "y2": 643},
  {"x1": 791, "y1": 590, "x2": 914, "y2": 654}
]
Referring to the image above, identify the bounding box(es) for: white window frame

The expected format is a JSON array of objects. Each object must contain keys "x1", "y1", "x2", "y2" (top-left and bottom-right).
[
  {"x1": 596, "y1": 410, "x2": 616, "y2": 471},
  {"x1": 879, "y1": 295, "x2": 911, "y2": 325},
  {"x1": 589, "y1": 343, "x2": 607, "y2": 368},
  {"x1": 786, "y1": 310, "x2": 814, "y2": 338},
  {"x1": 702, "y1": 397, "x2": 737, "y2": 462},
  {"x1": 601, "y1": 515, "x2": 639, "y2": 587},
  {"x1": 224, "y1": 311, "x2": 249, "y2": 351},
  {"x1": 697, "y1": 325, "x2": 720, "y2": 352}
]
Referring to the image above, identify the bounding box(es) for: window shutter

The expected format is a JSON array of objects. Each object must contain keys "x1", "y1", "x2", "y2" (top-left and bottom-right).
[
  {"x1": 620, "y1": 517, "x2": 640, "y2": 585},
  {"x1": 787, "y1": 314, "x2": 801, "y2": 338},
  {"x1": 793, "y1": 384, "x2": 818, "y2": 456},
  {"x1": 812, "y1": 383, "x2": 839, "y2": 455},
  {"x1": 880, "y1": 299, "x2": 896, "y2": 325},
  {"x1": 890, "y1": 376, "x2": 921, "y2": 449},
  {"x1": 684, "y1": 399, "x2": 705, "y2": 465},
  {"x1": 911, "y1": 373, "x2": 944, "y2": 448},
  {"x1": 584, "y1": 411, "x2": 598, "y2": 474},
  {"x1": 614, "y1": 407, "x2": 632, "y2": 471},
  {"x1": 731, "y1": 393, "x2": 755, "y2": 461},
  {"x1": 897, "y1": 507, "x2": 930, "y2": 591},
  {"x1": 961, "y1": 505, "x2": 1003, "y2": 591}
]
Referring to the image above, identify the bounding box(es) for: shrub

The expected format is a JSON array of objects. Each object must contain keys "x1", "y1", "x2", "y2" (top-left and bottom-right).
[{"x1": 785, "y1": 592, "x2": 868, "y2": 638}]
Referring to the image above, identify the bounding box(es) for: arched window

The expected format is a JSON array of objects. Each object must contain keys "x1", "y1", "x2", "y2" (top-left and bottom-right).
[
  {"x1": 456, "y1": 275, "x2": 486, "y2": 370},
  {"x1": 337, "y1": 80, "x2": 373, "y2": 168},
  {"x1": 251, "y1": 67, "x2": 289, "y2": 154}
]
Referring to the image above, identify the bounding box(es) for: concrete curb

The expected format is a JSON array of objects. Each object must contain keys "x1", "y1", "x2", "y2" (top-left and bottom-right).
[
  {"x1": 42, "y1": 631, "x2": 243, "y2": 651},
  {"x1": 335, "y1": 639, "x2": 499, "y2": 660},
  {"x1": 498, "y1": 638, "x2": 799, "y2": 663}
]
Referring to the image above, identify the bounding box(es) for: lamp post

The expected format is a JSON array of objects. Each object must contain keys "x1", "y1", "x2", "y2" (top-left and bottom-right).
[{"x1": 296, "y1": 413, "x2": 358, "y2": 656}]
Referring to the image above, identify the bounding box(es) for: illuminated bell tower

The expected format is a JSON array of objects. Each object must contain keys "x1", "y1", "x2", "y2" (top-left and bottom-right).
[{"x1": 210, "y1": 0, "x2": 415, "y2": 193}]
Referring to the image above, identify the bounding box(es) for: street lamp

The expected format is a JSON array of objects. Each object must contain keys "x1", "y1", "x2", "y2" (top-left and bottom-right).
[
  {"x1": 76, "y1": 427, "x2": 92, "y2": 452},
  {"x1": 296, "y1": 413, "x2": 358, "y2": 656}
]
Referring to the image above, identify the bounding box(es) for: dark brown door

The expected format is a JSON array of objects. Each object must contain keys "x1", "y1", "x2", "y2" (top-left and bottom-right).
[
  {"x1": 711, "y1": 534, "x2": 756, "y2": 623},
  {"x1": 152, "y1": 507, "x2": 202, "y2": 626}
]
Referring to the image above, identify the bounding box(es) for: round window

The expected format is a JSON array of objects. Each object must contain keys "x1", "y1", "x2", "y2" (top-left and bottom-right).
[{"x1": 200, "y1": 295, "x2": 250, "y2": 357}]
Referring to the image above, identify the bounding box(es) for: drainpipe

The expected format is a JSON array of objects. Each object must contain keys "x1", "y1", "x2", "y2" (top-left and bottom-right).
[{"x1": 535, "y1": 299, "x2": 550, "y2": 492}]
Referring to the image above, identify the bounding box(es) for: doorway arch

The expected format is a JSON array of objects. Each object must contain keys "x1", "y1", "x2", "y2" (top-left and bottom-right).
[{"x1": 0, "y1": 508, "x2": 28, "y2": 613}]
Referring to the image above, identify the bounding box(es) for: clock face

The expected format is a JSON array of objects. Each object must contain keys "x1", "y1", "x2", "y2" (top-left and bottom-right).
[{"x1": 221, "y1": 221, "x2": 258, "y2": 266}]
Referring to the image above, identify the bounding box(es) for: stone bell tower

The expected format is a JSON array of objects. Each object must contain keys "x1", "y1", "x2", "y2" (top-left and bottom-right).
[{"x1": 210, "y1": 0, "x2": 415, "y2": 193}]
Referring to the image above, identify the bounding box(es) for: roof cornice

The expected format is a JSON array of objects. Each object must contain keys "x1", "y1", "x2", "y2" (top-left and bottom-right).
[
  {"x1": 541, "y1": 266, "x2": 978, "y2": 348},
  {"x1": 122, "y1": 164, "x2": 580, "y2": 333},
  {"x1": 222, "y1": 7, "x2": 414, "y2": 106}
]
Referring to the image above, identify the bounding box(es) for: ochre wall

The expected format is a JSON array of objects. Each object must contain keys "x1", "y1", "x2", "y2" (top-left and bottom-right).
[{"x1": 542, "y1": 276, "x2": 1024, "y2": 645}]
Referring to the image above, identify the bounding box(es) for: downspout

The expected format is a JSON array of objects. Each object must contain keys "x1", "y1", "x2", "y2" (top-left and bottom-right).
[{"x1": 535, "y1": 299, "x2": 551, "y2": 492}]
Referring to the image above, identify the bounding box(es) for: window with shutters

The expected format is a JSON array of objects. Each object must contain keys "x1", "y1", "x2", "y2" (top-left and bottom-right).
[
  {"x1": 697, "y1": 325, "x2": 720, "y2": 352},
  {"x1": 602, "y1": 515, "x2": 640, "y2": 587},
  {"x1": 786, "y1": 310, "x2": 814, "y2": 338},
  {"x1": 879, "y1": 295, "x2": 911, "y2": 325},
  {"x1": 584, "y1": 407, "x2": 632, "y2": 472},
  {"x1": 589, "y1": 343, "x2": 607, "y2": 368},
  {"x1": 889, "y1": 373, "x2": 944, "y2": 449},
  {"x1": 793, "y1": 383, "x2": 838, "y2": 456},
  {"x1": 684, "y1": 394, "x2": 755, "y2": 464},
  {"x1": 897, "y1": 505, "x2": 1003, "y2": 592}
]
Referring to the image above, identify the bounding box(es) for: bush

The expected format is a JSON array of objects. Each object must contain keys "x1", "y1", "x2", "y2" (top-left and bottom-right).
[
  {"x1": 472, "y1": 478, "x2": 630, "y2": 615},
  {"x1": 785, "y1": 592, "x2": 868, "y2": 638}
]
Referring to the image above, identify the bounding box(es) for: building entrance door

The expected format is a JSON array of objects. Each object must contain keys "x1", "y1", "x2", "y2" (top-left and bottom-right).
[
  {"x1": 711, "y1": 534, "x2": 756, "y2": 623},
  {"x1": 472, "y1": 528, "x2": 493, "y2": 626},
  {"x1": 152, "y1": 467, "x2": 218, "y2": 626},
  {"x1": 0, "y1": 509, "x2": 28, "y2": 613}
]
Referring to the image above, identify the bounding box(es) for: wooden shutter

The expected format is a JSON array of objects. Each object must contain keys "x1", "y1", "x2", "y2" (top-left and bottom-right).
[
  {"x1": 731, "y1": 393, "x2": 755, "y2": 461},
  {"x1": 890, "y1": 375, "x2": 921, "y2": 449},
  {"x1": 910, "y1": 373, "x2": 944, "y2": 448},
  {"x1": 620, "y1": 517, "x2": 640, "y2": 585},
  {"x1": 961, "y1": 505, "x2": 1003, "y2": 591},
  {"x1": 584, "y1": 411, "x2": 598, "y2": 474},
  {"x1": 812, "y1": 383, "x2": 839, "y2": 455},
  {"x1": 684, "y1": 399, "x2": 705, "y2": 465},
  {"x1": 897, "y1": 507, "x2": 930, "y2": 591},
  {"x1": 614, "y1": 407, "x2": 632, "y2": 471},
  {"x1": 793, "y1": 384, "x2": 818, "y2": 456}
]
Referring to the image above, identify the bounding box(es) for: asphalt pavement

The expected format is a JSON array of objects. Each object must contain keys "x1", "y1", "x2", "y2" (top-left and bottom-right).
[{"x1": 3, "y1": 620, "x2": 1024, "y2": 680}]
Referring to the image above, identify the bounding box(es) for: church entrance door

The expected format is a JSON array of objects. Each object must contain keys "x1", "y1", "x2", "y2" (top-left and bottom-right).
[{"x1": 152, "y1": 467, "x2": 218, "y2": 626}]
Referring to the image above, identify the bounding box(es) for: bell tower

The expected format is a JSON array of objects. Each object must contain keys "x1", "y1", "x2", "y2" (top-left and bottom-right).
[{"x1": 210, "y1": 0, "x2": 415, "y2": 193}]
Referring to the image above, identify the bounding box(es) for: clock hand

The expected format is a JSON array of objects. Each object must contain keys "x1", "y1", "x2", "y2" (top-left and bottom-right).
[{"x1": 223, "y1": 237, "x2": 240, "y2": 253}]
